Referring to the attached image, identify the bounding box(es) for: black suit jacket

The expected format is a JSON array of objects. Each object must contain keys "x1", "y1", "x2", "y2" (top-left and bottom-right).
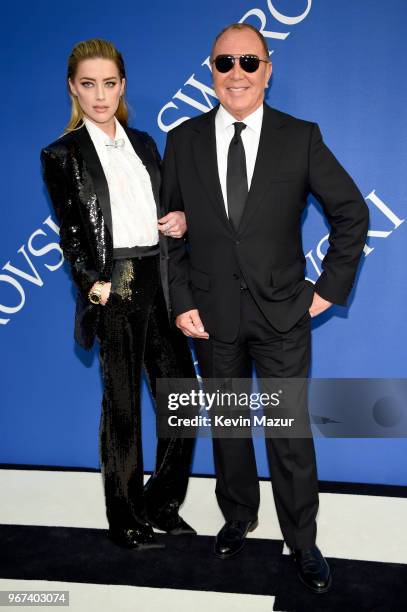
[
  {"x1": 41, "y1": 124, "x2": 168, "y2": 350},
  {"x1": 162, "y1": 104, "x2": 369, "y2": 341}
]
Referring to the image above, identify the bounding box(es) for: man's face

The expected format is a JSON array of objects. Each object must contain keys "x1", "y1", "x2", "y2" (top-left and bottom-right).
[{"x1": 212, "y1": 28, "x2": 272, "y2": 120}]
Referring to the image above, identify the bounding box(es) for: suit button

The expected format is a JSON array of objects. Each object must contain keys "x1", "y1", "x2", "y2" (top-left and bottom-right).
[
  {"x1": 235, "y1": 240, "x2": 240, "y2": 245},
  {"x1": 233, "y1": 273, "x2": 239, "y2": 280}
]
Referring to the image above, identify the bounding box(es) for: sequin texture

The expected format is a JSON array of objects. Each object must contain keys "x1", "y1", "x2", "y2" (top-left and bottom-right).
[{"x1": 98, "y1": 255, "x2": 195, "y2": 528}]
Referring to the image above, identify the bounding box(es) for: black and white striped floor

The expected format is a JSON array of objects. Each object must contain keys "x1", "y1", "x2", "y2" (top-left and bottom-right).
[{"x1": 1, "y1": 467, "x2": 407, "y2": 611}]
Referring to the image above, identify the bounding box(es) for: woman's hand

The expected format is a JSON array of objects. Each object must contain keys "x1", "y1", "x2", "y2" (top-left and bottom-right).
[
  {"x1": 100, "y1": 282, "x2": 111, "y2": 306},
  {"x1": 158, "y1": 211, "x2": 187, "y2": 238},
  {"x1": 90, "y1": 281, "x2": 111, "y2": 306}
]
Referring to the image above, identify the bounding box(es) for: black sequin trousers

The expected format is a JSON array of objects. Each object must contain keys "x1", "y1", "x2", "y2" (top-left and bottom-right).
[{"x1": 97, "y1": 255, "x2": 195, "y2": 529}]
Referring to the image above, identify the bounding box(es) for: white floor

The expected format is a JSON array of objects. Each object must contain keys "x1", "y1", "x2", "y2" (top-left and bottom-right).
[
  {"x1": 0, "y1": 579, "x2": 272, "y2": 612},
  {"x1": 1, "y1": 469, "x2": 407, "y2": 611}
]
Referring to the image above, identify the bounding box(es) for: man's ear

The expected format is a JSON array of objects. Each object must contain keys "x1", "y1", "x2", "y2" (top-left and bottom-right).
[{"x1": 265, "y1": 61, "x2": 272, "y2": 87}]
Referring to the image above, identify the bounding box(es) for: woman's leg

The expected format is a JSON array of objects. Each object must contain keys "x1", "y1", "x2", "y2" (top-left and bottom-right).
[{"x1": 97, "y1": 258, "x2": 157, "y2": 533}]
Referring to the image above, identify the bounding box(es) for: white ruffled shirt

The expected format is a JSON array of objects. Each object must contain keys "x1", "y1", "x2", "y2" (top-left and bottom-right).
[{"x1": 84, "y1": 117, "x2": 159, "y2": 248}]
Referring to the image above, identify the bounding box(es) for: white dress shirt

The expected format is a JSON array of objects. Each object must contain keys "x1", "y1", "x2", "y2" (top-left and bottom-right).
[
  {"x1": 84, "y1": 117, "x2": 159, "y2": 248},
  {"x1": 215, "y1": 104, "x2": 263, "y2": 216}
]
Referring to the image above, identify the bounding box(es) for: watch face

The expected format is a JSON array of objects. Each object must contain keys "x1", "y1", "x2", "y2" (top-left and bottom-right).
[{"x1": 89, "y1": 292, "x2": 100, "y2": 304}]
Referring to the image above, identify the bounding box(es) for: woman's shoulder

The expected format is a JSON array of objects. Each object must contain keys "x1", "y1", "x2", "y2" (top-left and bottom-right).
[
  {"x1": 126, "y1": 125, "x2": 156, "y2": 144},
  {"x1": 126, "y1": 126, "x2": 160, "y2": 161},
  {"x1": 41, "y1": 130, "x2": 79, "y2": 162}
]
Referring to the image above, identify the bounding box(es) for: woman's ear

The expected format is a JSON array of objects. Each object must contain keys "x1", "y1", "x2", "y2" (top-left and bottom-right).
[{"x1": 68, "y1": 78, "x2": 77, "y2": 96}]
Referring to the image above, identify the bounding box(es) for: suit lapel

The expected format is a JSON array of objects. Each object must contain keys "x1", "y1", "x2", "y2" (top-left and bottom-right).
[
  {"x1": 192, "y1": 106, "x2": 233, "y2": 232},
  {"x1": 73, "y1": 125, "x2": 113, "y2": 236},
  {"x1": 237, "y1": 104, "x2": 287, "y2": 234}
]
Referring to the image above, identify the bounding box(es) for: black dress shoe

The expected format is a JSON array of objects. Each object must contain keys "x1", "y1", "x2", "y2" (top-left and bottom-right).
[
  {"x1": 108, "y1": 524, "x2": 165, "y2": 550},
  {"x1": 293, "y1": 545, "x2": 332, "y2": 593},
  {"x1": 214, "y1": 519, "x2": 258, "y2": 559},
  {"x1": 146, "y1": 501, "x2": 197, "y2": 535},
  {"x1": 149, "y1": 513, "x2": 197, "y2": 535}
]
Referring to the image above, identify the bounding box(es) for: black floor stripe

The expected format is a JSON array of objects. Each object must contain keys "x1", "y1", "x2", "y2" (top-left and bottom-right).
[
  {"x1": 1, "y1": 524, "x2": 282, "y2": 596},
  {"x1": 318, "y1": 480, "x2": 407, "y2": 498},
  {"x1": 2, "y1": 524, "x2": 407, "y2": 610},
  {"x1": 274, "y1": 553, "x2": 407, "y2": 612}
]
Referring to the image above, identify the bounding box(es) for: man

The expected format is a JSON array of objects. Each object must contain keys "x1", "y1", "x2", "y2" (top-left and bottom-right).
[{"x1": 162, "y1": 23, "x2": 368, "y2": 593}]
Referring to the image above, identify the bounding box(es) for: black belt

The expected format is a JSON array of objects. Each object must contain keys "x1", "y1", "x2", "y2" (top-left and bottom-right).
[{"x1": 113, "y1": 244, "x2": 160, "y2": 260}]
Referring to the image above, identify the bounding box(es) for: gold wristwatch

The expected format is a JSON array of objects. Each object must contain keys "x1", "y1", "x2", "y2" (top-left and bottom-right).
[{"x1": 88, "y1": 281, "x2": 106, "y2": 305}]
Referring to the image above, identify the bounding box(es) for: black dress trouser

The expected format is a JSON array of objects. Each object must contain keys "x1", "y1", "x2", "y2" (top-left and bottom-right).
[
  {"x1": 97, "y1": 255, "x2": 195, "y2": 529},
  {"x1": 194, "y1": 288, "x2": 319, "y2": 550}
]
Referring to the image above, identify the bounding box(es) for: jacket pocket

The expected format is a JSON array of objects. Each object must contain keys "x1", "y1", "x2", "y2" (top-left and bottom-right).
[
  {"x1": 271, "y1": 261, "x2": 305, "y2": 288},
  {"x1": 190, "y1": 267, "x2": 211, "y2": 291}
]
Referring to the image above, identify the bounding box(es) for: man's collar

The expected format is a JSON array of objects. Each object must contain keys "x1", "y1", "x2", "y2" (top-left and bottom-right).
[{"x1": 216, "y1": 103, "x2": 264, "y2": 133}]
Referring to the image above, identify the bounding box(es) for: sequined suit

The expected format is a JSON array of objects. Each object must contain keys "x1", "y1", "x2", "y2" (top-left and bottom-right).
[{"x1": 41, "y1": 124, "x2": 195, "y2": 530}]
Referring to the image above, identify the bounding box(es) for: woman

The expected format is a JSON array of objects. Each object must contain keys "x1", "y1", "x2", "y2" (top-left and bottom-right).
[{"x1": 41, "y1": 39, "x2": 196, "y2": 550}]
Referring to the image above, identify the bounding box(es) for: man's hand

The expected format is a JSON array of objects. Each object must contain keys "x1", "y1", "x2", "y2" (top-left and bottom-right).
[
  {"x1": 158, "y1": 211, "x2": 187, "y2": 238},
  {"x1": 176, "y1": 309, "x2": 209, "y2": 339},
  {"x1": 309, "y1": 292, "x2": 332, "y2": 317}
]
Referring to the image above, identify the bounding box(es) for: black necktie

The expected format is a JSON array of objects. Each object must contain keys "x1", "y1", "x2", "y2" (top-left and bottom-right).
[{"x1": 227, "y1": 122, "x2": 248, "y2": 231}]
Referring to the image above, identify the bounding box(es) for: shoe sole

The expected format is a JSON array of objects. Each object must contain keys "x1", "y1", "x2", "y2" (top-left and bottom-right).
[
  {"x1": 108, "y1": 534, "x2": 166, "y2": 550},
  {"x1": 148, "y1": 520, "x2": 197, "y2": 536},
  {"x1": 111, "y1": 540, "x2": 166, "y2": 550},
  {"x1": 167, "y1": 528, "x2": 197, "y2": 536},
  {"x1": 214, "y1": 519, "x2": 259, "y2": 560},
  {"x1": 297, "y1": 570, "x2": 332, "y2": 594}
]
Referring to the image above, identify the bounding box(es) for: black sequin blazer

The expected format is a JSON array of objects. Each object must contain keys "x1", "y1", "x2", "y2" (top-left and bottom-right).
[{"x1": 41, "y1": 124, "x2": 169, "y2": 350}]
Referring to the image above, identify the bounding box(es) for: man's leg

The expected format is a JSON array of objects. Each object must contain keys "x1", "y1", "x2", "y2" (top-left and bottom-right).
[
  {"x1": 243, "y1": 289, "x2": 318, "y2": 550},
  {"x1": 194, "y1": 336, "x2": 260, "y2": 523},
  {"x1": 243, "y1": 290, "x2": 329, "y2": 591}
]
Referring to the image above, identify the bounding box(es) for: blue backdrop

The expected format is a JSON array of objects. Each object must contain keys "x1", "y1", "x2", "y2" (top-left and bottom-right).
[{"x1": 1, "y1": 0, "x2": 406, "y2": 484}]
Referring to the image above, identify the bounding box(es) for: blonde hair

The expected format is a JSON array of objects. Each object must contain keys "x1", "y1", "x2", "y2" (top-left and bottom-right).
[
  {"x1": 211, "y1": 23, "x2": 270, "y2": 61},
  {"x1": 65, "y1": 38, "x2": 128, "y2": 133}
]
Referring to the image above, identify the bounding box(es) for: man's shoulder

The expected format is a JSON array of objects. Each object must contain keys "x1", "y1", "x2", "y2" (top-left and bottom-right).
[
  {"x1": 168, "y1": 107, "x2": 217, "y2": 140},
  {"x1": 265, "y1": 105, "x2": 316, "y2": 131},
  {"x1": 168, "y1": 105, "x2": 316, "y2": 140}
]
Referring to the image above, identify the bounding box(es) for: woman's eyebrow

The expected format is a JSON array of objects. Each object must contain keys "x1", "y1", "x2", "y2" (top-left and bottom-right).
[{"x1": 79, "y1": 76, "x2": 118, "y2": 81}]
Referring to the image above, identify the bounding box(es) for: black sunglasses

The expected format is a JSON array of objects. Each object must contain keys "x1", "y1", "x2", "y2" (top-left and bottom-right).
[{"x1": 212, "y1": 54, "x2": 269, "y2": 74}]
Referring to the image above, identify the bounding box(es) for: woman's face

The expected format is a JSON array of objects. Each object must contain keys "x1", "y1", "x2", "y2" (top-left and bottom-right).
[{"x1": 69, "y1": 58, "x2": 125, "y2": 126}]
